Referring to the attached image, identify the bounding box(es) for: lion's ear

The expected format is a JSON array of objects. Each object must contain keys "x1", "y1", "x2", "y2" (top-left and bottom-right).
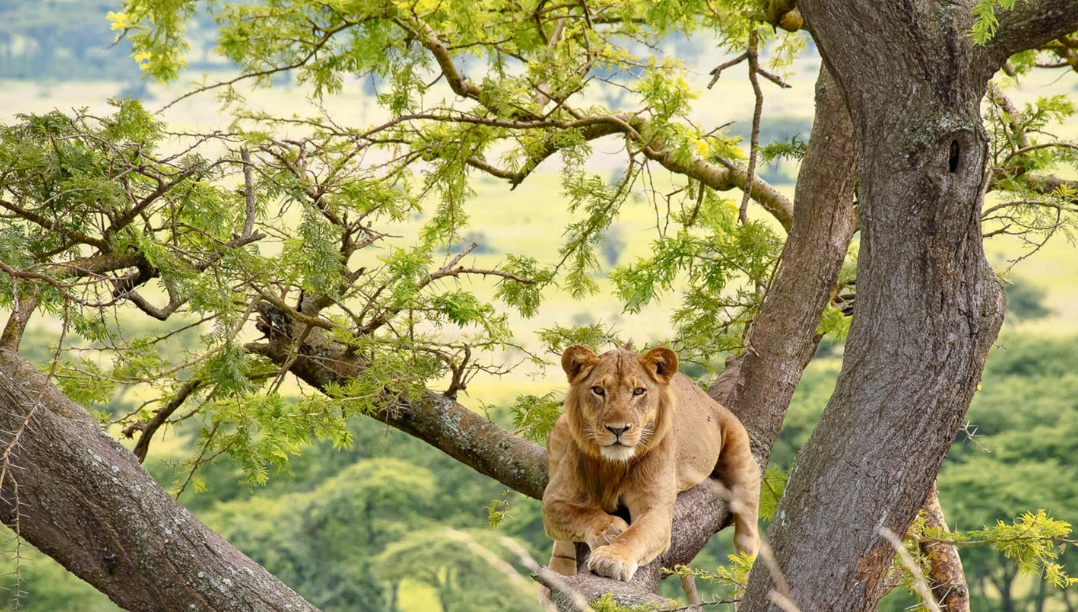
[
  {"x1": 641, "y1": 347, "x2": 679, "y2": 384},
  {"x1": 561, "y1": 345, "x2": 597, "y2": 383}
]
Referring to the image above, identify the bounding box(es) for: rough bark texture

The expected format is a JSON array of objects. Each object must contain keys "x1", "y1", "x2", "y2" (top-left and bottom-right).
[
  {"x1": 922, "y1": 485, "x2": 970, "y2": 612},
  {"x1": 0, "y1": 348, "x2": 320, "y2": 612},
  {"x1": 739, "y1": 2, "x2": 1078, "y2": 610},
  {"x1": 707, "y1": 64, "x2": 858, "y2": 466}
]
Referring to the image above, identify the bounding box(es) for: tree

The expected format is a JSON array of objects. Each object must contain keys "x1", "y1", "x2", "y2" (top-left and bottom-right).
[
  {"x1": 2, "y1": 1, "x2": 1078, "y2": 611},
  {"x1": 742, "y1": 3, "x2": 1078, "y2": 610}
]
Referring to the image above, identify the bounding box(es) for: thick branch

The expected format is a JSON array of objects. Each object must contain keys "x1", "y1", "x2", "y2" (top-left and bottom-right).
[
  {"x1": 553, "y1": 64, "x2": 856, "y2": 611},
  {"x1": 0, "y1": 348, "x2": 320, "y2": 612},
  {"x1": 243, "y1": 325, "x2": 549, "y2": 499},
  {"x1": 990, "y1": 0, "x2": 1078, "y2": 62},
  {"x1": 366, "y1": 21, "x2": 795, "y2": 226},
  {"x1": 0, "y1": 288, "x2": 39, "y2": 351},
  {"x1": 989, "y1": 170, "x2": 1078, "y2": 203},
  {"x1": 709, "y1": 63, "x2": 857, "y2": 463},
  {"x1": 642, "y1": 145, "x2": 794, "y2": 231}
]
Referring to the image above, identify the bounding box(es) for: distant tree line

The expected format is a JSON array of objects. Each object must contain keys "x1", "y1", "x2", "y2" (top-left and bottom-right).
[{"x1": 0, "y1": 0, "x2": 222, "y2": 82}]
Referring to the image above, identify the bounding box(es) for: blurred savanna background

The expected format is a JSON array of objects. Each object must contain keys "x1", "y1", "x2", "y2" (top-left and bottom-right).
[{"x1": 1, "y1": 1, "x2": 1078, "y2": 611}]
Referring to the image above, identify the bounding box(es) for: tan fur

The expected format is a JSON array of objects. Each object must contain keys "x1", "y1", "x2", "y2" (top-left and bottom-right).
[{"x1": 542, "y1": 346, "x2": 760, "y2": 582}]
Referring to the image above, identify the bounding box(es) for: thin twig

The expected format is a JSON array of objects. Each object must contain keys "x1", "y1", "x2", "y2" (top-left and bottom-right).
[{"x1": 740, "y1": 29, "x2": 765, "y2": 225}]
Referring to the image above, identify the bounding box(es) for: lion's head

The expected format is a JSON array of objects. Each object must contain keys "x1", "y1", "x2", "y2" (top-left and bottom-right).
[{"x1": 560, "y1": 345, "x2": 678, "y2": 463}]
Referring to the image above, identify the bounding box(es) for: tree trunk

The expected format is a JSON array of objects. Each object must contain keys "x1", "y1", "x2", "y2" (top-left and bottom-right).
[
  {"x1": 998, "y1": 564, "x2": 1017, "y2": 612},
  {"x1": 737, "y1": 0, "x2": 1078, "y2": 609},
  {"x1": 0, "y1": 348, "x2": 321, "y2": 612}
]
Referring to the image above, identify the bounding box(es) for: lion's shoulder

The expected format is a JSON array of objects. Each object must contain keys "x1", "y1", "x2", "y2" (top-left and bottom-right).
[{"x1": 668, "y1": 373, "x2": 726, "y2": 490}]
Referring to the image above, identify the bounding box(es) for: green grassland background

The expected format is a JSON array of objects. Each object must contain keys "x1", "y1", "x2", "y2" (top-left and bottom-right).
[{"x1": 2, "y1": 9, "x2": 1078, "y2": 611}]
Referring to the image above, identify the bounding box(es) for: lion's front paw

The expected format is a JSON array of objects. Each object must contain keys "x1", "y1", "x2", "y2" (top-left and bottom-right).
[
  {"x1": 587, "y1": 546, "x2": 638, "y2": 581},
  {"x1": 584, "y1": 516, "x2": 629, "y2": 550}
]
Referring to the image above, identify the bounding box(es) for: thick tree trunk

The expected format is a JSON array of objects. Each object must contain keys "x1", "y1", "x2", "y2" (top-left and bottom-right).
[
  {"x1": 0, "y1": 348, "x2": 321, "y2": 612},
  {"x1": 741, "y1": 2, "x2": 1039, "y2": 610}
]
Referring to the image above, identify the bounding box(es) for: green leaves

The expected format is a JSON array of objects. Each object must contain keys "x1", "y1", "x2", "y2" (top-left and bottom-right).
[
  {"x1": 284, "y1": 205, "x2": 347, "y2": 297},
  {"x1": 206, "y1": 392, "x2": 355, "y2": 486},
  {"x1": 495, "y1": 256, "x2": 554, "y2": 318},
  {"x1": 109, "y1": 0, "x2": 198, "y2": 81},
  {"x1": 969, "y1": 0, "x2": 1028, "y2": 44},
  {"x1": 759, "y1": 465, "x2": 788, "y2": 521},
  {"x1": 984, "y1": 86, "x2": 1078, "y2": 261},
  {"x1": 610, "y1": 197, "x2": 782, "y2": 363},
  {"x1": 898, "y1": 509, "x2": 1077, "y2": 605},
  {"x1": 668, "y1": 552, "x2": 756, "y2": 602},
  {"x1": 508, "y1": 392, "x2": 562, "y2": 444},
  {"x1": 971, "y1": 511, "x2": 1076, "y2": 588}
]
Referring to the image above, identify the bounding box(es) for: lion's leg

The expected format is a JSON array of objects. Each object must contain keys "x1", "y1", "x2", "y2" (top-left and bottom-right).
[
  {"x1": 542, "y1": 498, "x2": 629, "y2": 550},
  {"x1": 716, "y1": 415, "x2": 761, "y2": 557},
  {"x1": 548, "y1": 540, "x2": 577, "y2": 575},
  {"x1": 585, "y1": 487, "x2": 676, "y2": 581}
]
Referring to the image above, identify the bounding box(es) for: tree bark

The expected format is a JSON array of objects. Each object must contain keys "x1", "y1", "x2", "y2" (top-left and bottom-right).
[
  {"x1": 741, "y1": 2, "x2": 1031, "y2": 610},
  {"x1": 244, "y1": 330, "x2": 549, "y2": 499},
  {"x1": 0, "y1": 347, "x2": 321, "y2": 612},
  {"x1": 708, "y1": 63, "x2": 858, "y2": 467},
  {"x1": 921, "y1": 485, "x2": 970, "y2": 612}
]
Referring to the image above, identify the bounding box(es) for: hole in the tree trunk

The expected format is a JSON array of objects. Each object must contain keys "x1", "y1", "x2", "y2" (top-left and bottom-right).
[{"x1": 948, "y1": 140, "x2": 960, "y2": 173}]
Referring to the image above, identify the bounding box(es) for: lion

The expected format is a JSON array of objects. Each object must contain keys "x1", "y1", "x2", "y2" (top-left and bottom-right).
[{"x1": 542, "y1": 345, "x2": 760, "y2": 582}]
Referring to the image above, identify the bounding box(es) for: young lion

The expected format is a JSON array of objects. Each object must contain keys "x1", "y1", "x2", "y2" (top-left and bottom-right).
[{"x1": 542, "y1": 345, "x2": 760, "y2": 582}]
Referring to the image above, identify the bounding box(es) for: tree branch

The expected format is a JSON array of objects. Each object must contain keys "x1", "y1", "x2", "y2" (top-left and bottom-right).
[
  {"x1": 708, "y1": 63, "x2": 857, "y2": 463},
  {"x1": 641, "y1": 145, "x2": 794, "y2": 232},
  {"x1": 990, "y1": 0, "x2": 1078, "y2": 61},
  {"x1": 242, "y1": 318, "x2": 549, "y2": 499},
  {"x1": 0, "y1": 347, "x2": 321, "y2": 612},
  {"x1": 920, "y1": 485, "x2": 970, "y2": 612},
  {"x1": 126, "y1": 379, "x2": 202, "y2": 462}
]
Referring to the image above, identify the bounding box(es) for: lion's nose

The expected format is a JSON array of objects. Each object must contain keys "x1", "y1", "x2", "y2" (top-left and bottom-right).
[{"x1": 605, "y1": 424, "x2": 631, "y2": 437}]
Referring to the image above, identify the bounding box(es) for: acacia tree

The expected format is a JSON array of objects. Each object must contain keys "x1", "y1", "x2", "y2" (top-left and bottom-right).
[{"x1": 1, "y1": 1, "x2": 1078, "y2": 611}]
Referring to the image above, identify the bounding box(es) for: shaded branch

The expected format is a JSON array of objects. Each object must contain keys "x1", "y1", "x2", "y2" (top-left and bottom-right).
[
  {"x1": 0, "y1": 197, "x2": 109, "y2": 250},
  {"x1": 126, "y1": 379, "x2": 202, "y2": 463},
  {"x1": 989, "y1": 0, "x2": 1078, "y2": 61},
  {"x1": 919, "y1": 485, "x2": 970, "y2": 612},
  {"x1": 105, "y1": 163, "x2": 205, "y2": 237}
]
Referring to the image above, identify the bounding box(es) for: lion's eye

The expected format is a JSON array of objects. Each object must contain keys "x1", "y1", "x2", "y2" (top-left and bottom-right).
[
  {"x1": 632, "y1": 388, "x2": 647, "y2": 396},
  {"x1": 591, "y1": 386, "x2": 605, "y2": 396}
]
